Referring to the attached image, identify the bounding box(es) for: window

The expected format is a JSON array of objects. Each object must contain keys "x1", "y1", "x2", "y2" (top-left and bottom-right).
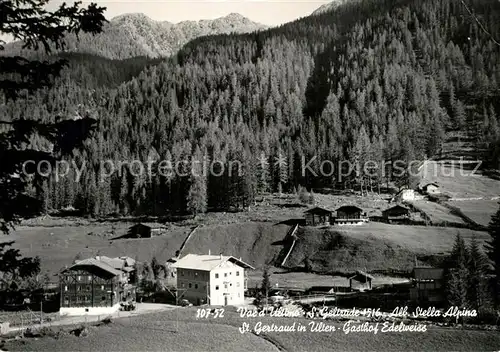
[
  {"x1": 64, "y1": 286, "x2": 68, "y2": 291},
  {"x1": 195, "y1": 272, "x2": 198, "y2": 277},
  {"x1": 236, "y1": 271, "x2": 240, "y2": 276},
  {"x1": 88, "y1": 276, "x2": 92, "y2": 280},
  {"x1": 181, "y1": 271, "x2": 184, "y2": 276},
  {"x1": 224, "y1": 273, "x2": 227, "y2": 277},
  {"x1": 224, "y1": 284, "x2": 227, "y2": 289},
  {"x1": 181, "y1": 283, "x2": 185, "y2": 288},
  {"x1": 77, "y1": 276, "x2": 81, "y2": 281},
  {"x1": 215, "y1": 285, "x2": 219, "y2": 290},
  {"x1": 229, "y1": 272, "x2": 232, "y2": 276},
  {"x1": 195, "y1": 284, "x2": 198, "y2": 289},
  {"x1": 101, "y1": 285, "x2": 104, "y2": 290},
  {"x1": 215, "y1": 273, "x2": 219, "y2": 279},
  {"x1": 189, "y1": 283, "x2": 192, "y2": 288},
  {"x1": 102, "y1": 296, "x2": 106, "y2": 301}
]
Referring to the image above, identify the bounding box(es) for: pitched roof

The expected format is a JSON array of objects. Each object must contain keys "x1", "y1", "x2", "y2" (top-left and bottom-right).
[
  {"x1": 171, "y1": 254, "x2": 254, "y2": 271},
  {"x1": 421, "y1": 182, "x2": 439, "y2": 189},
  {"x1": 62, "y1": 258, "x2": 122, "y2": 277},
  {"x1": 348, "y1": 270, "x2": 374, "y2": 281},
  {"x1": 131, "y1": 222, "x2": 166, "y2": 229},
  {"x1": 383, "y1": 204, "x2": 410, "y2": 213},
  {"x1": 336, "y1": 205, "x2": 363, "y2": 213},
  {"x1": 413, "y1": 267, "x2": 444, "y2": 280},
  {"x1": 304, "y1": 207, "x2": 332, "y2": 214}
]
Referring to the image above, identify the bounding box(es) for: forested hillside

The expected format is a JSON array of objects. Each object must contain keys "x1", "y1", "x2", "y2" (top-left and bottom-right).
[{"x1": 1, "y1": 0, "x2": 500, "y2": 217}]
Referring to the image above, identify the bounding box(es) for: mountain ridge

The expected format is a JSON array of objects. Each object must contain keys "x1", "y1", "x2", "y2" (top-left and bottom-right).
[{"x1": 4, "y1": 12, "x2": 267, "y2": 60}]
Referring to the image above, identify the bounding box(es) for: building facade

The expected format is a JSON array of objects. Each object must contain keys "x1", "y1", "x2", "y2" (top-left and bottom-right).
[
  {"x1": 409, "y1": 267, "x2": 444, "y2": 304},
  {"x1": 382, "y1": 204, "x2": 411, "y2": 223},
  {"x1": 59, "y1": 256, "x2": 136, "y2": 316},
  {"x1": 333, "y1": 205, "x2": 367, "y2": 225},
  {"x1": 304, "y1": 207, "x2": 333, "y2": 226},
  {"x1": 172, "y1": 254, "x2": 254, "y2": 306}
]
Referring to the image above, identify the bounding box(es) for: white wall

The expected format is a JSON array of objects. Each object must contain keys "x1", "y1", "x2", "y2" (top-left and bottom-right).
[{"x1": 210, "y1": 261, "x2": 245, "y2": 306}]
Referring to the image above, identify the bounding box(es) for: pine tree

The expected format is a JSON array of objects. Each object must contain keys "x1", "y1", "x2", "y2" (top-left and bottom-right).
[
  {"x1": 308, "y1": 190, "x2": 316, "y2": 205},
  {"x1": 261, "y1": 266, "x2": 271, "y2": 297},
  {"x1": 445, "y1": 234, "x2": 470, "y2": 308},
  {"x1": 468, "y1": 234, "x2": 490, "y2": 311},
  {"x1": 487, "y1": 204, "x2": 500, "y2": 307}
]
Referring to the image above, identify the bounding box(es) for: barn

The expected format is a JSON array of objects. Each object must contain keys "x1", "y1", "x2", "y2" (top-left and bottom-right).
[
  {"x1": 382, "y1": 204, "x2": 411, "y2": 223},
  {"x1": 127, "y1": 223, "x2": 167, "y2": 238},
  {"x1": 333, "y1": 205, "x2": 366, "y2": 225},
  {"x1": 348, "y1": 271, "x2": 373, "y2": 291},
  {"x1": 304, "y1": 207, "x2": 333, "y2": 226}
]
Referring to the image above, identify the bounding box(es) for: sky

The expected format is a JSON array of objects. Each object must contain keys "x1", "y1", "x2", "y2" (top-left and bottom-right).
[{"x1": 45, "y1": 0, "x2": 332, "y2": 26}]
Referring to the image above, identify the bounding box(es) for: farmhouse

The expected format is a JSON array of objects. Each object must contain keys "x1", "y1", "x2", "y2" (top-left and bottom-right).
[
  {"x1": 382, "y1": 204, "x2": 411, "y2": 223},
  {"x1": 172, "y1": 253, "x2": 254, "y2": 306},
  {"x1": 59, "y1": 256, "x2": 136, "y2": 316},
  {"x1": 333, "y1": 205, "x2": 367, "y2": 225},
  {"x1": 127, "y1": 222, "x2": 167, "y2": 238},
  {"x1": 349, "y1": 271, "x2": 373, "y2": 291},
  {"x1": 409, "y1": 267, "x2": 445, "y2": 304},
  {"x1": 394, "y1": 189, "x2": 416, "y2": 202},
  {"x1": 420, "y1": 182, "x2": 440, "y2": 195},
  {"x1": 304, "y1": 207, "x2": 333, "y2": 226}
]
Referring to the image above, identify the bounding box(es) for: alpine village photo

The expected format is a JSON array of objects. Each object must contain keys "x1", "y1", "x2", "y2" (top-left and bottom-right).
[{"x1": 2, "y1": 0, "x2": 500, "y2": 351}]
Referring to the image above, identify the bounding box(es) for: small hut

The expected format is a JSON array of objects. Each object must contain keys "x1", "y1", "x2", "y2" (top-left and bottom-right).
[
  {"x1": 304, "y1": 207, "x2": 333, "y2": 226},
  {"x1": 348, "y1": 270, "x2": 373, "y2": 291}
]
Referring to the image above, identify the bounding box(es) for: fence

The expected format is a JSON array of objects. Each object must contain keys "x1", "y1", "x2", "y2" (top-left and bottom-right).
[{"x1": 0, "y1": 308, "x2": 62, "y2": 335}]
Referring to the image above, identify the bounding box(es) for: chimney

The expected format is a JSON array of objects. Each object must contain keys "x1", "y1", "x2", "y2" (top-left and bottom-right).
[{"x1": 209, "y1": 249, "x2": 211, "y2": 256}]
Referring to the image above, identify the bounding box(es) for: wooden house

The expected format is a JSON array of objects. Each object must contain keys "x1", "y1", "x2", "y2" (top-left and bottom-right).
[
  {"x1": 127, "y1": 223, "x2": 167, "y2": 238},
  {"x1": 304, "y1": 207, "x2": 333, "y2": 226},
  {"x1": 382, "y1": 204, "x2": 411, "y2": 223},
  {"x1": 59, "y1": 256, "x2": 136, "y2": 316},
  {"x1": 348, "y1": 271, "x2": 373, "y2": 291},
  {"x1": 333, "y1": 205, "x2": 366, "y2": 225},
  {"x1": 409, "y1": 267, "x2": 444, "y2": 304},
  {"x1": 420, "y1": 182, "x2": 440, "y2": 195}
]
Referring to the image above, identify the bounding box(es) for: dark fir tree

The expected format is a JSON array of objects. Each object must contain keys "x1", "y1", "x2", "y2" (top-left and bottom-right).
[{"x1": 487, "y1": 204, "x2": 500, "y2": 307}]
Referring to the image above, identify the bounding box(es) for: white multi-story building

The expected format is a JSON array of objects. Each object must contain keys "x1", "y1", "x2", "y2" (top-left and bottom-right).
[{"x1": 172, "y1": 253, "x2": 254, "y2": 306}]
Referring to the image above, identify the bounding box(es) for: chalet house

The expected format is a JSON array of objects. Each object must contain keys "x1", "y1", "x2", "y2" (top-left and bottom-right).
[
  {"x1": 409, "y1": 267, "x2": 445, "y2": 304},
  {"x1": 349, "y1": 271, "x2": 373, "y2": 291},
  {"x1": 304, "y1": 207, "x2": 333, "y2": 226},
  {"x1": 333, "y1": 205, "x2": 367, "y2": 225},
  {"x1": 382, "y1": 204, "x2": 411, "y2": 223},
  {"x1": 420, "y1": 182, "x2": 440, "y2": 195},
  {"x1": 172, "y1": 253, "x2": 254, "y2": 306},
  {"x1": 59, "y1": 256, "x2": 136, "y2": 316},
  {"x1": 127, "y1": 223, "x2": 167, "y2": 238}
]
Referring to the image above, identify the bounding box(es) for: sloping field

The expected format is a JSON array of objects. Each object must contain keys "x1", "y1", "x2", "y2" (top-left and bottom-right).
[
  {"x1": 408, "y1": 200, "x2": 466, "y2": 225},
  {"x1": 4, "y1": 221, "x2": 289, "y2": 275},
  {"x1": 284, "y1": 223, "x2": 489, "y2": 273},
  {"x1": 417, "y1": 161, "x2": 500, "y2": 227},
  {"x1": 181, "y1": 222, "x2": 289, "y2": 269},
  {"x1": 419, "y1": 162, "x2": 500, "y2": 199},
  {"x1": 4, "y1": 224, "x2": 189, "y2": 275},
  {"x1": 7, "y1": 308, "x2": 500, "y2": 352},
  {"x1": 447, "y1": 199, "x2": 498, "y2": 227},
  {"x1": 337, "y1": 223, "x2": 489, "y2": 253}
]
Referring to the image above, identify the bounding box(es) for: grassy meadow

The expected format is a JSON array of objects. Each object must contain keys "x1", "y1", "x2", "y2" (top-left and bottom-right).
[{"x1": 5, "y1": 307, "x2": 500, "y2": 352}]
